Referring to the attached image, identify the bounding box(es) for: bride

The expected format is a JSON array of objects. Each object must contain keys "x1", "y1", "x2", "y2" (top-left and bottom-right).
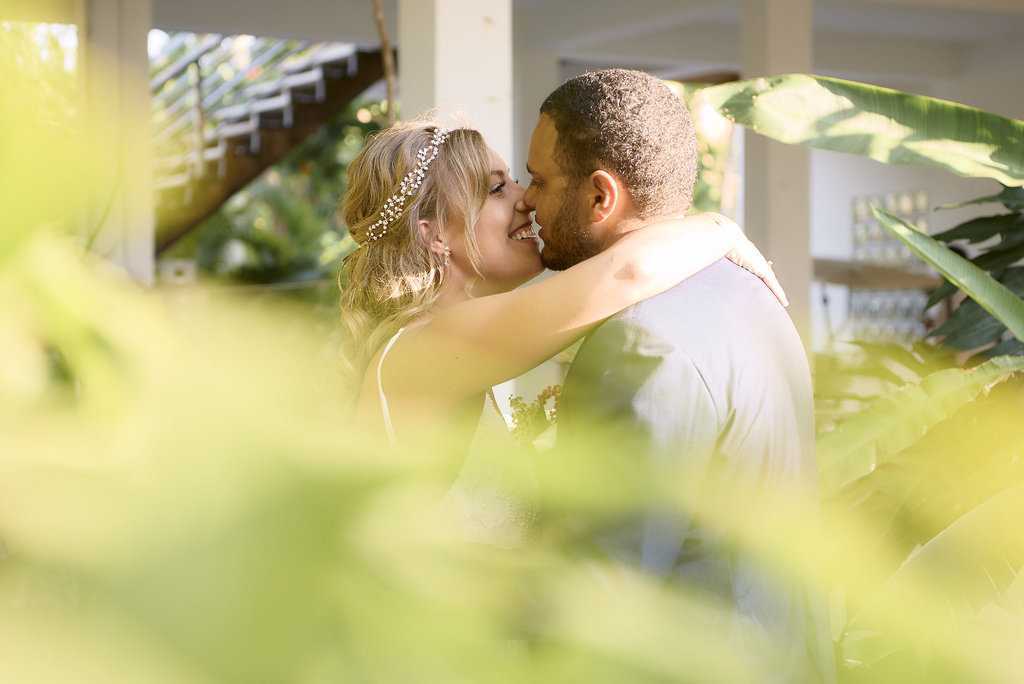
[{"x1": 337, "y1": 118, "x2": 782, "y2": 542}]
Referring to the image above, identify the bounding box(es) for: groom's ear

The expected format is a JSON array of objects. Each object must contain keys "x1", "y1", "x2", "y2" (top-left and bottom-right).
[{"x1": 587, "y1": 170, "x2": 621, "y2": 225}]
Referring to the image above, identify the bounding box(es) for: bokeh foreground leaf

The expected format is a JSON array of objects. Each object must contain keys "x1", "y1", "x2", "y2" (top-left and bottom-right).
[
  {"x1": 844, "y1": 482, "x2": 1024, "y2": 680},
  {"x1": 817, "y1": 354, "x2": 1024, "y2": 496}
]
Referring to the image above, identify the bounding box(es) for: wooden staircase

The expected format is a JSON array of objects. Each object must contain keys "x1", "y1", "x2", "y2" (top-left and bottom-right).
[{"x1": 152, "y1": 34, "x2": 385, "y2": 253}]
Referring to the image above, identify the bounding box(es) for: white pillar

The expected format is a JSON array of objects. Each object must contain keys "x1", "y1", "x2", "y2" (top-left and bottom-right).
[
  {"x1": 397, "y1": 0, "x2": 513, "y2": 165},
  {"x1": 82, "y1": 0, "x2": 154, "y2": 285},
  {"x1": 513, "y1": 48, "x2": 560, "y2": 183},
  {"x1": 741, "y1": 0, "x2": 813, "y2": 342}
]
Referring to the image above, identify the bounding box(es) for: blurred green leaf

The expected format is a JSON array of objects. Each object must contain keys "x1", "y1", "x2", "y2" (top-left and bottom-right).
[
  {"x1": 925, "y1": 279, "x2": 960, "y2": 310},
  {"x1": 970, "y1": 337, "x2": 1024, "y2": 362},
  {"x1": 874, "y1": 208, "x2": 1024, "y2": 343},
  {"x1": 846, "y1": 341, "x2": 937, "y2": 382},
  {"x1": 0, "y1": 23, "x2": 83, "y2": 264},
  {"x1": 929, "y1": 298, "x2": 1009, "y2": 351},
  {"x1": 825, "y1": 380, "x2": 1024, "y2": 595},
  {"x1": 818, "y1": 355, "x2": 1024, "y2": 496},
  {"x1": 936, "y1": 184, "x2": 1024, "y2": 212},
  {"x1": 702, "y1": 74, "x2": 1024, "y2": 185},
  {"x1": 931, "y1": 214, "x2": 1024, "y2": 244},
  {"x1": 969, "y1": 240, "x2": 1024, "y2": 276},
  {"x1": 844, "y1": 483, "x2": 1024, "y2": 673}
]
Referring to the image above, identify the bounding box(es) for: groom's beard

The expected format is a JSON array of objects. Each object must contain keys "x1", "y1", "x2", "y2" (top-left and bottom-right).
[{"x1": 540, "y1": 195, "x2": 600, "y2": 271}]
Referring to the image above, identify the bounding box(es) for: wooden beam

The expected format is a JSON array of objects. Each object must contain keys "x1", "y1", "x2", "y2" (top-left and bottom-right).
[{"x1": 814, "y1": 258, "x2": 944, "y2": 290}]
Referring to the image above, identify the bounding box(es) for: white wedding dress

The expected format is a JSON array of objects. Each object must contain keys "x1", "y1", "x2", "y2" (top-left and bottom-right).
[{"x1": 376, "y1": 329, "x2": 538, "y2": 548}]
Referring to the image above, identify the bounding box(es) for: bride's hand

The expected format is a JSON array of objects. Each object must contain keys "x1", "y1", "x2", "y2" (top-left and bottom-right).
[{"x1": 715, "y1": 216, "x2": 788, "y2": 308}]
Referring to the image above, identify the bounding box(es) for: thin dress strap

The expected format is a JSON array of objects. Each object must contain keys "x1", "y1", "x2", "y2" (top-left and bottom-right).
[
  {"x1": 486, "y1": 387, "x2": 513, "y2": 431},
  {"x1": 377, "y1": 327, "x2": 405, "y2": 450}
]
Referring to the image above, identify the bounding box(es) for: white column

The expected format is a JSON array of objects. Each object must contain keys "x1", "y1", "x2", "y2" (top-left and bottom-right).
[
  {"x1": 82, "y1": 0, "x2": 154, "y2": 285},
  {"x1": 397, "y1": 0, "x2": 513, "y2": 165},
  {"x1": 741, "y1": 0, "x2": 813, "y2": 342},
  {"x1": 513, "y1": 48, "x2": 560, "y2": 182}
]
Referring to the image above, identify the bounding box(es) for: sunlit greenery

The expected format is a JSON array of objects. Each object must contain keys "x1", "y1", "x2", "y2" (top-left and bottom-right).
[
  {"x1": 160, "y1": 100, "x2": 386, "y2": 314},
  {"x1": 0, "y1": 21, "x2": 80, "y2": 255},
  {"x1": 4, "y1": 25, "x2": 1024, "y2": 684},
  {"x1": 706, "y1": 74, "x2": 1024, "y2": 683},
  {"x1": 674, "y1": 81, "x2": 739, "y2": 216},
  {"x1": 150, "y1": 30, "x2": 390, "y2": 306}
]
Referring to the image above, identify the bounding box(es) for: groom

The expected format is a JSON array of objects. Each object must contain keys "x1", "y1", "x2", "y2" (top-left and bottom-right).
[{"x1": 521, "y1": 69, "x2": 835, "y2": 682}]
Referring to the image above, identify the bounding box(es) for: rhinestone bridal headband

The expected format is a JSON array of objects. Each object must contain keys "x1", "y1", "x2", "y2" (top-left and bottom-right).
[{"x1": 362, "y1": 127, "x2": 450, "y2": 245}]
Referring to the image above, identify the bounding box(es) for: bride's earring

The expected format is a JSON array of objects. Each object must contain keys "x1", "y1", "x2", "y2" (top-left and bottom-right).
[{"x1": 443, "y1": 245, "x2": 451, "y2": 267}]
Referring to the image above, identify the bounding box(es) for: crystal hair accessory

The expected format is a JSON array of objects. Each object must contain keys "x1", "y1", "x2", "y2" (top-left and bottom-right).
[{"x1": 363, "y1": 127, "x2": 450, "y2": 244}]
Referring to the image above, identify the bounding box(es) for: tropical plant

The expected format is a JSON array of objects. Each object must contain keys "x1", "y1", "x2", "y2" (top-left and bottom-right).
[
  {"x1": 925, "y1": 185, "x2": 1024, "y2": 360},
  {"x1": 162, "y1": 98, "x2": 386, "y2": 312},
  {"x1": 2, "y1": 36, "x2": 825, "y2": 682},
  {"x1": 0, "y1": 20, "x2": 81, "y2": 256},
  {"x1": 702, "y1": 74, "x2": 1024, "y2": 185},
  {"x1": 7, "y1": 29, "x2": 1024, "y2": 681},
  {"x1": 675, "y1": 82, "x2": 740, "y2": 215},
  {"x1": 811, "y1": 339, "x2": 955, "y2": 435},
  {"x1": 704, "y1": 73, "x2": 1024, "y2": 682}
]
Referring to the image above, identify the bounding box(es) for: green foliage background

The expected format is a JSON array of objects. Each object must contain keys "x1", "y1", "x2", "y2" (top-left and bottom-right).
[
  {"x1": 4, "y1": 25, "x2": 1024, "y2": 684},
  {"x1": 705, "y1": 73, "x2": 1024, "y2": 683}
]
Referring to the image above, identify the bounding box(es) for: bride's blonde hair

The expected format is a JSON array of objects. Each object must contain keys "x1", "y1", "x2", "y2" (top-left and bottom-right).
[{"x1": 337, "y1": 118, "x2": 490, "y2": 393}]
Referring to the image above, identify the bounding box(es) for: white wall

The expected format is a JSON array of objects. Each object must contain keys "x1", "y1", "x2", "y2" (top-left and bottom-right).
[
  {"x1": 809, "y1": 150, "x2": 1004, "y2": 349},
  {"x1": 956, "y1": 34, "x2": 1024, "y2": 120}
]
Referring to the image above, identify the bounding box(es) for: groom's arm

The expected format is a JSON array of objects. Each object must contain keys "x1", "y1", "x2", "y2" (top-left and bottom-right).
[{"x1": 559, "y1": 313, "x2": 719, "y2": 577}]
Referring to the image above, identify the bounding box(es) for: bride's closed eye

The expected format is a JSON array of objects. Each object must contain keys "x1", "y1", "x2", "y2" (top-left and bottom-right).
[{"x1": 489, "y1": 181, "x2": 507, "y2": 196}]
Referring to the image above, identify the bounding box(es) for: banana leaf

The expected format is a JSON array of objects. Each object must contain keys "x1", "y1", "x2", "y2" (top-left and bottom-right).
[
  {"x1": 930, "y1": 313, "x2": 1005, "y2": 353},
  {"x1": 931, "y1": 214, "x2": 1024, "y2": 244},
  {"x1": 973, "y1": 337, "x2": 1024, "y2": 361},
  {"x1": 928, "y1": 290, "x2": 1024, "y2": 347},
  {"x1": 842, "y1": 482, "x2": 1024, "y2": 669},
  {"x1": 965, "y1": 241, "x2": 1024, "y2": 274},
  {"x1": 832, "y1": 397, "x2": 1024, "y2": 535},
  {"x1": 702, "y1": 74, "x2": 1024, "y2": 186},
  {"x1": 925, "y1": 243, "x2": 1024, "y2": 311},
  {"x1": 927, "y1": 298, "x2": 994, "y2": 339},
  {"x1": 996, "y1": 561, "x2": 1024, "y2": 613},
  {"x1": 937, "y1": 184, "x2": 1024, "y2": 212},
  {"x1": 846, "y1": 341, "x2": 939, "y2": 381},
  {"x1": 874, "y1": 208, "x2": 1024, "y2": 341},
  {"x1": 817, "y1": 354, "x2": 1024, "y2": 496},
  {"x1": 827, "y1": 360, "x2": 910, "y2": 389}
]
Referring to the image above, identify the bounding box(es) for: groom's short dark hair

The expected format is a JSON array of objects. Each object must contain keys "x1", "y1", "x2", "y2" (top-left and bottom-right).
[{"x1": 539, "y1": 68, "x2": 698, "y2": 218}]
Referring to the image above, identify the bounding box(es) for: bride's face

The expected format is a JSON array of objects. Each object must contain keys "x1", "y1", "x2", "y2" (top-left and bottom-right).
[{"x1": 459, "y1": 147, "x2": 544, "y2": 295}]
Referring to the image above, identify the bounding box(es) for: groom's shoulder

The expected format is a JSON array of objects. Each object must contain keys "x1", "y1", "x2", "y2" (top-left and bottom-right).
[
  {"x1": 622, "y1": 257, "x2": 776, "y2": 322},
  {"x1": 593, "y1": 257, "x2": 802, "y2": 368}
]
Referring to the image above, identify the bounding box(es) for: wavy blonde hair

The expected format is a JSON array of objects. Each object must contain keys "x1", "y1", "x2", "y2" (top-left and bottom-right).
[{"x1": 337, "y1": 118, "x2": 491, "y2": 395}]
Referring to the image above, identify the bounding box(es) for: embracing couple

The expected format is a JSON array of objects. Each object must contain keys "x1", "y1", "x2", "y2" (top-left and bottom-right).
[{"x1": 339, "y1": 69, "x2": 835, "y2": 682}]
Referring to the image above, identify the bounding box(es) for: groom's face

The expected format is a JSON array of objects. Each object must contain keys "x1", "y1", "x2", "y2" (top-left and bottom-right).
[{"x1": 523, "y1": 115, "x2": 599, "y2": 271}]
